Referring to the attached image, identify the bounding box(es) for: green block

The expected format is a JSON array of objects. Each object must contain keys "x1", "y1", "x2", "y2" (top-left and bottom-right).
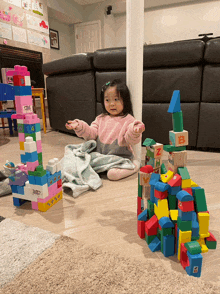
[
  {"x1": 194, "y1": 188, "x2": 207, "y2": 212},
  {"x1": 138, "y1": 174, "x2": 142, "y2": 197},
  {"x1": 191, "y1": 236, "x2": 200, "y2": 241},
  {"x1": 168, "y1": 194, "x2": 177, "y2": 210},
  {"x1": 177, "y1": 167, "x2": 190, "y2": 179},
  {"x1": 147, "y1": 200, "x2": 154, "y2": 212},
  {"x1": 38, "y1": 152, "x2": 43, "y2": 165},
  {"x1": 206, "y1": 240, "x2": 217, "y2": 249},
  {"x1": 163, "y1": 145, "x2": 186, "y2": 152},
  {"x1": 146, "y1": 149, "x2": 154, "y2": 158},
  {"x1": 147, "y1": 209, "x2": 154, "y2": 219},
  {"x1": 17, "y1": 123, "x2": 24, "y2": 133},
  {"x1": 143, "y1": 138, "x2": 156, "y2": 146},
  {"x1": 162, "y1": 227, "x2": 173, "y2": 236},
  {"x1": 28, "y1": 165, "x2": 46, "y2": 177},
  {"x1": 25, "y1": 132, "x2": 36, "y2": 141},
  {"x1": 177, "y1": 217, "x2": 192, "y2": 231},
  {"x1": 161, "y1": 163, "x2": 167, "y2": 174},
  {"x1": 184, "y1": 241, "x2": 202, "y2": 254},
  {"x1": 172, "y1": 111, "x2": 183, "y2": 132},
  {"x1": 145, "y1": 232, "x2": 156, "y2": 245},
  {"x1": 157, "y1": 230, "x2": 161, "y2": 241}
]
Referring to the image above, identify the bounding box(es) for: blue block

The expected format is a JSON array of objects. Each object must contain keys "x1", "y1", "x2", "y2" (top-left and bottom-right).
[
  {"x1": 57, "y1": 170, "x2": 61, "y2": 181},
  {"x1": 178, "y1": 209, "x2": 193, "y2": 221},
  {"x1": 159, "y1": 217, "x2": 174, "y2": 228},
  {"x1": 0, "y1": 83, "x2": 15, "y2": 101},
  {"x1": 14, "y1": 86, "x2": 32, "y2": 96},
  {"x1": 148, "y1": 237, "x2": 161, "y2": 252},
  {"x1": 25, "y1": 151, "x2": 38, "y2": 162},
  {"x1": 155, "y1": 181, "x2": 169, "y2": 192},
  {"x1": 11, "y1": 185, "x2": 19, "y2": 193},
  {"x1": 185, "y1": 252, "x2": 203, "y2": 277},
  {"x1": 20, "y1": 154, "x2": 27, "y2": 164},
  {"x1": 150, "y1": 173, "x2": 160, "y2": 186},
  {"x1": 13, "y1": 197, "x2": 27, "y2": 207},
  {"x1": 47, "y1": 174, "x2": 54, "y2": 186},
  {"x1": 24, "y1": 124, "x2": 36, "y2": 134},
  {"x1": 150, "y1": 186, "x2": 155, "y2": 203},
  {"x1": 167, "y1": 90, "x2": 181, "y2": 113},
  {"x1": 168, "y1": 185, "x2": 181, "y2": 195},
  {"x1": 192, "y1": 212, "x2": 200, "y2": 237},
  {"x1": 35, "y1": 174, "x2": 47, "y2": 185},
  {"x1": 138, "y1": 209, "x2": 148, "y2": 221},
  {"x1": 176, "y1": 190, "x2": 194, "y2": 202},
  {"x1": 163, "y1": 235, "x2": 175, "y2": 257},
  {"x1": 17, "y1": 185, "x2": 25, "y2": 195},
  {"x1": 28, "y1": 175, "x2": 36, "y2": 185}
]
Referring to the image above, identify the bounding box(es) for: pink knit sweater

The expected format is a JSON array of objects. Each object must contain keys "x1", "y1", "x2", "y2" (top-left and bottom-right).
[{"x1": 74, "y1": 114, "x2": 144, "y2": 160}]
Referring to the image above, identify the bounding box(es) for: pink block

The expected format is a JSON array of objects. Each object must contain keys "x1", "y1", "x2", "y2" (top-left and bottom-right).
[
  {"x1": 24, "y1": 114, "x2": 40, "y2": 124},
  {"x1": 48, "y1": 182, "x2": 57, "y2": 197},
  {"x1": 15, "y1": 95, "x2": 33, "y2": 115},
  {"x1": 11, "y1": 114, "x2": 26, "y2": 119},
  {"x1": 17, "y1": 164, "x2": 28, "y2": 174},
  {"x1": 38, "y1": 193, "x2": 53, "y2": 203},
  {"x1": 31, "y1": 201, "x2": 38, "y2": 210},
  {"x1": 14, "y1": 65, "x2": 30, "y2": 76},
  {"x1": 19, "y1": 132, "x2": 25, "y2": 141},
  {"x1": 36, "y1": 140, "x2": 42, "y2": 153},
  {"x1": 27, "y1": 160, "x2": 39, "y2": 171}
]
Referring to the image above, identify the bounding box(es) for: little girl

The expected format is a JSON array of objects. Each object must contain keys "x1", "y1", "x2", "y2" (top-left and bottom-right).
[{"x1": 65, "y1": 79, "x2": 145, "y2": 181}]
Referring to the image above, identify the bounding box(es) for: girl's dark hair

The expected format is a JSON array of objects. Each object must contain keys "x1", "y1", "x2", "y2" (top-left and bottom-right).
[{"x1": 100, "y1": 79, "x2": 133, "y2": 116}]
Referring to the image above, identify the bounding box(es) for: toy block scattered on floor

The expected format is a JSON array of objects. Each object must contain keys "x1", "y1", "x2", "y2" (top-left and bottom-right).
[
  {"x1": 3, "y1": 65, "x2": 63, "y2": 212},
  {"x1": 137, "y1": 90, "x2": 217, "y2": 278}
]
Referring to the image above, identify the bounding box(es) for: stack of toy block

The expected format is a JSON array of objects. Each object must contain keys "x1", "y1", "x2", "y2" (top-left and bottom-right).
[
  {"x1": 6, "y1": 65, "x2": 63, "y2": 212},
  {"x1": 137, "y1": 90, "x2": 217, "y2": 277}
]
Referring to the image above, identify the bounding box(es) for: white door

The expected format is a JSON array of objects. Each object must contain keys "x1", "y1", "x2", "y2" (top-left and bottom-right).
[{"x1": 75, "y1": 20, "x2": 101, "y2": 53}]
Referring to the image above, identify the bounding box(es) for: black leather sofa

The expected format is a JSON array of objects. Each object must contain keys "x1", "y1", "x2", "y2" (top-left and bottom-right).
[{"x1": 43, "y1": 38, "x2": 220, "y2": 149}]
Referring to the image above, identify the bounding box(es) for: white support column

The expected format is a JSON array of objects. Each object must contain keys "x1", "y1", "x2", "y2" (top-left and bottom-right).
[{"x1": 126, "y1": 0, "x2": 144, "y2": 167}]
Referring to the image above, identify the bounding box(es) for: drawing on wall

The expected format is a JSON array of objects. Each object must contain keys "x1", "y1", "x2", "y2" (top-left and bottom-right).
[
  {"x1": 12, "y1": 12, "x2": 24, "y2": 26},
  {"x1": 21, "y1": 0, "x2": 32, "y2": 11},
  {"x1": 26, "y1": 14, "x2": 49, "y2": 34},
  {"x1": 32, "y1": 0, "x2": 43, "y2": 16},
  {"x1": 7, "y1": 0, "x2": 22, "y2": 8},
  {"x1": 27, "y1": 30, "x2": 50, "y2": 48},
  {"x1": 0, "y1": 9, "x2": 11, "y2": 22},
  {"x1": 0, "y1": 22, "x2": 12, "y2": 39},
  {"x1": 12, "y1": 25, "x2": 27, "y2": 43},
  {"x1": 49, "y1": 28, "x2": 59, "y2": 50}
]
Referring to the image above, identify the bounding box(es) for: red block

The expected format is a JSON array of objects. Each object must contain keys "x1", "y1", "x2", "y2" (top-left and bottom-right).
[
  {"x1": 145, "y1": 215, "x2": 158, "y2": 236},
  {"x1": 175, "y1": 223, "x2": 178, "y2": 253},
  {"x1": 13, "y1": 75, "x2": 25, "y2": 86},
  {"x1": 137, "y1": 220, "x2": 145, "y2": 239},
  {"x1": 182, "y1": 187, "x2": 193, "y2": 195},
  {"x1": 154, "y1": 189, "x2": 168, "y2": 200},
  {"x1": 140, "y1": 165, "x2": 153, "y2": 174},
  {"x1": 180, "y1": 243, "x2": 189, "y2": 269},
  {"x1": 206, "y1": 232, "x2": 217, "y2": 242},
  {"x1": 178, "y1": 200, "x2": 194, "y2": 212},
  {"x1": 168, "y1": 173, "x2": 182, "y2": 187},
  {"x1": 57, "y1": 179, "x2": 62, "y2": 188},
  {"x1": 137, "y1": 197, "x2": 142, "y2": 216}
]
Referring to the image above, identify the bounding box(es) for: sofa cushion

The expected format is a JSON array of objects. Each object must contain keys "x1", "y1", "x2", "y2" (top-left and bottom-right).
[
  {"x1": 43, "y1": 53, "x2": 94, "y2": 76},
  {"x1": 204, "y1": 38, "x2": 220, "y2": 64},
  {"x1": 93, "y1": 40, "x2": 205, "y2": 70}
]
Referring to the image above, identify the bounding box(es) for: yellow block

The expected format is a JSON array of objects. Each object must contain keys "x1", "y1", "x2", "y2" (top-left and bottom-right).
[
  {"x1": 198, "y1": 237, "x2": 209, "y2": 253},
  {"x1": 191, "y1": 180, "x2": 199, "y2": 187},
  {"x1": 198, "y1": 212, "x2": 210, "y2": 236},
  {"x1": 154, "y1": 199, "x2": 169, "y2": 220},
  {"x1": 181, "y1": 179, "x2": 191, "y2": 188},
  {"x1": 178, "y1": 230, "x2": 192, "y2": 260},
  {"x1": 19, "y1": 141, "x2": 24, "y2": 150},
  {"x1": 38, "y1": 190, "x2": 63, "y2": 212},
  {"x1": 161, "y1": 170, "x2": 174, "y2": 183},
  {"x1": 170, "y1": 210, "x2": 178, "y2": 221}
]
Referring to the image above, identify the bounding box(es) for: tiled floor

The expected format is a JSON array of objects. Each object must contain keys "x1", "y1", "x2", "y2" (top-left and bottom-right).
[{"x1": 0, "y1": 122, "x2": 220, "y2": 286}]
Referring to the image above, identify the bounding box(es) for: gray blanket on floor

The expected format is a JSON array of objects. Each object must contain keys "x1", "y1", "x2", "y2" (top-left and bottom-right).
[{"x1": 60, "y1": 140, "x2": 135, "y2": 197}]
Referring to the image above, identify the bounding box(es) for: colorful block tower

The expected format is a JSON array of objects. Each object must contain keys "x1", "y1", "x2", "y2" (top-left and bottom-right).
[
  {"x1": 137, "y1": 90, "x2": 217, "y2": 277},
  {"x1": 6, "y1": 65, "x2": 62, "y2": 212}
]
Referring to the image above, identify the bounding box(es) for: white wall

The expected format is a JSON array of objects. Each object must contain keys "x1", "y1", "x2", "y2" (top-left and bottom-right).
[
  {"x1": 114, "y1": 1, "x2": 220, "y2": 47},
  {"x1": 48, "y1": 17, "x2": 73, "y2": 61}
]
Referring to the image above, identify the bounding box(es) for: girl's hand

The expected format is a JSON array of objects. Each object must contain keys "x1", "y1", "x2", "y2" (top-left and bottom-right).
[
  {"x1": 134, "y1": 122, "x2": 145, "y2": 134},
  {"x1": 65, "y1": 120, "x2": 79, "y2": 130}
]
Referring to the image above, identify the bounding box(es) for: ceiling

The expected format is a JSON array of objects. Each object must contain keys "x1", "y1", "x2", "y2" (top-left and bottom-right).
[{"x1": 74, "y1": 0, "x2": 105, "y2": 5}]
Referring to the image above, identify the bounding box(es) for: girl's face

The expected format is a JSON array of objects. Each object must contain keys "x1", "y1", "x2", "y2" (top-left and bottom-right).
[{"x1": 104, "y1": 86, "x2": 124, "y2": 116}]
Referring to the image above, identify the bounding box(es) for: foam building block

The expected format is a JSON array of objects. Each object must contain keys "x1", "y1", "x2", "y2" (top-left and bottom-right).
[
  {"x1": 6, "y1": 65, "x2": 63, "y2": 212},
  {"x1": 137, "y1": 90, "x2": 217, "y2": 278}
]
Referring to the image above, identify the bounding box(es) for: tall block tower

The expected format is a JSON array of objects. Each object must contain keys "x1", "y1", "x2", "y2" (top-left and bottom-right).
[
  {"x1": 6, "y1": 65, "x2": 63, "y2": 212},
  {"x1": 137, "y1": 90, "x2": 217, "y2": 278}
]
